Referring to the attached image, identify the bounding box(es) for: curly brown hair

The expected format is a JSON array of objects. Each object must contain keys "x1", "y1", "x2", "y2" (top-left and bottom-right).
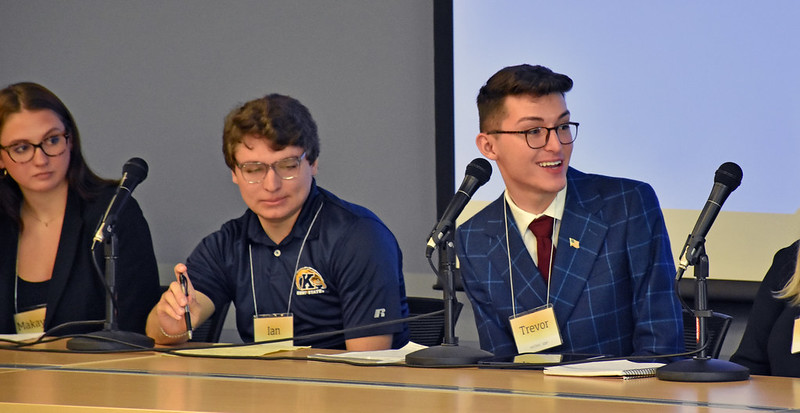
[{"x1": 222, "y1": 94, "x2": 320, "y2": 170}]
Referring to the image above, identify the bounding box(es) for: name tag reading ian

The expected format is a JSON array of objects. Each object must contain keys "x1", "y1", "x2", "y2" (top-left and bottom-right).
[
  {"x1": 509, "y1": 304, "x2": 562, "y2": 354},
  {"x1": 253, "y1": 313, "x2": 294, "y2": 348}
]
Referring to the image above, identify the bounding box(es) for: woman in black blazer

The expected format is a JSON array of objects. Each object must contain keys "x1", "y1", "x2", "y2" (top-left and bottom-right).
[
  {"x1": 0, "y1": 82, "x2": 160, "y2": 336},
  {"x1": 730, "y1": 240, "x2": 800, "y2": 377}
]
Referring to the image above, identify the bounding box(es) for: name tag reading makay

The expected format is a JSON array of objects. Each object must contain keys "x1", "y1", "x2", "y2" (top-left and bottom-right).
[
  {"x1": 15, "y1": 305, "x2": 46, "y2": 334},
  {"x1": 253, "y1": 313, "x2": 294, "y2": 348},
  {"x1": 509, "y1": 304, "x2": 562, "y2": 354}
]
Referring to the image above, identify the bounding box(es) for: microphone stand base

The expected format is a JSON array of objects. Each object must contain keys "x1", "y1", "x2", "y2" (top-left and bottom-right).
[
  {"x1": 405, "y1": 344, "x2": 493, "y2": 366},
  {"x1": 656, "y1": 358, "x2": 750, "y2": 382},
  {"x1": 66, "y1": 329, "x2": 155, "y2": 351}
]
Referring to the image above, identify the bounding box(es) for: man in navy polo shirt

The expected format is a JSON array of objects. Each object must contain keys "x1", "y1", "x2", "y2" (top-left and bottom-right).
[{"x1": 146, "y1": 94, "x2": 409, "y2": 350}]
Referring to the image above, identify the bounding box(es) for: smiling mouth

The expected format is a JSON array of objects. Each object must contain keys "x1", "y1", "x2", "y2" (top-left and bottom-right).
[{"x1": 537, "y1": 160, "x2": 562, "y2": 168}]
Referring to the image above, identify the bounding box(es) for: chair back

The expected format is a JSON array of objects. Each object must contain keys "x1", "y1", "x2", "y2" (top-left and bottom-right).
[
  {"x1": 407, "y1": 297, "x2": 463, "y2": 347},
  {"x1": 189, "y1": 301, "x2": 231, "y2": 343},
  {"x1": 682, "y1": 310, "x2": 732, "y2": 359}
]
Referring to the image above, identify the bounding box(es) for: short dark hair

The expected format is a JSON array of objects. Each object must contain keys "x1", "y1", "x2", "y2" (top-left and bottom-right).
[
  {"x1": 222, "y1": 94, "x2": 320, "y2": 170},
  {"x1": 477, "y1": 64, "x2": 573, "y2": 132},
  {"x1": 0, "y1": 82, "x2": 115, "y2": 225}
]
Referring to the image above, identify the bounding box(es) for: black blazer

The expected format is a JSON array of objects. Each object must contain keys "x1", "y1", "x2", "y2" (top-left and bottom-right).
[
  {"x1": 730, "y1": 240, "x2": 800, "y2": 377},
  {"x1": 0, "y1": 187, "x2": 161, "y2": 335}
]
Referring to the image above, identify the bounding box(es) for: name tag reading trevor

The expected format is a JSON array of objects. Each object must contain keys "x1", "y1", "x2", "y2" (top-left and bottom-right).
[
  {"x1": 509, "y1": 304, "x2": 562, "y2": 354},
  {"x1": 792, "y1": 316, "x2": 800, "y2": 354},
  {"x1": 254, "y1": 313, "x2": 294, "y2": 347},
  {"x1": 15, "y1": 305, "x2": 46, "y2": 334}
]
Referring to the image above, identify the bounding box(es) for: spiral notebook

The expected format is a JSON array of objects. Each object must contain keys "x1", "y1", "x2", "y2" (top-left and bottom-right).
[{"x1": 543, "y1": 360, "x2": 664, "y2": 379}]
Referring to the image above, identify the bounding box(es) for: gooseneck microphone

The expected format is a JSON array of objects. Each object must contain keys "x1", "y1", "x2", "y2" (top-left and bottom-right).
[
  {"x1": 677, "y1": 161, "x2": 743, "y2": 274},
  {"x1": 409, "y1": 158, "x2": 495, "y2": 365},
  {"x1": 658, "y1": 161, "x2": 749, "y2": 382},
  {"x1": 68, "y1": 157, "x2": 154, "y2": 352},
  {"x1": 92, "y1": 157, "x2": 149, "y2": 247},
  {"x1": 426, "y1": 158, "x2": 492, "y2": 257}
]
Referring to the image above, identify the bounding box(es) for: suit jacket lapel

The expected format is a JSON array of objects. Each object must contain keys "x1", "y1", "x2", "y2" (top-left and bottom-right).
[
  {"x1": 45, "y1": 191, "x2": 83, "y2": 327},
  {"x1": 551, "y1": 169, "x2": 609, "y2": 324},
  {"x1": 483, "y1": 196, "x2": 548, "y2": 311},
  {"x1": 0, "y1": 220, "x2": 19, "y2": 331}
]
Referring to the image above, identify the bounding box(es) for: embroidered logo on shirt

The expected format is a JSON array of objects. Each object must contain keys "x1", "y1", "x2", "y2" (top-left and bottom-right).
[{"x1": 295, "y1": 267, "x2": 327, "y2": 295}]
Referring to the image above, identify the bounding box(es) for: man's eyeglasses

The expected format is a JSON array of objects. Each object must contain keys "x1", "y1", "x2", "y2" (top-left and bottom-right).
[
  {"x1": 237, "y1": 153, "x2": 307, "y2": 183},
  {"x1": 486, "y1": 122, "x2": 579, "y2": 149},
  {"x1": 0, "y1": 133, "x2": 70, "y2": 163}
]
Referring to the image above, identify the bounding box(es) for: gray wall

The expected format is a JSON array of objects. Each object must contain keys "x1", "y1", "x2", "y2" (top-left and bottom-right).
[
  {"x1": 1, "y1": 1, "x2": 437, "y2": 275},
  {"x1": 2, "y1": 2, "x2": 479, "y2": 342}
]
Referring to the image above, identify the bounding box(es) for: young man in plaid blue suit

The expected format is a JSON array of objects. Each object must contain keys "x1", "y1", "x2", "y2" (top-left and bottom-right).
[{"x1": 456, "y1": 64, "x2": 683, "y2": 357}]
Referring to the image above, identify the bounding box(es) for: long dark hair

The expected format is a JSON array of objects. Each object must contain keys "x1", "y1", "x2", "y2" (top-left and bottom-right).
[{"x1": 0, "y1": 82, "x2": 116, "y2": 225}]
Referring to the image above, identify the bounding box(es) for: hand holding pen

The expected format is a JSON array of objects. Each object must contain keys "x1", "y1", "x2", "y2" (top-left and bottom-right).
[
  {"x1": 150, "y1": 263, "x2": 206, "y2": 344},
  {"x1": 179, "y1": 272, "x2": 193, "y2": 340}
]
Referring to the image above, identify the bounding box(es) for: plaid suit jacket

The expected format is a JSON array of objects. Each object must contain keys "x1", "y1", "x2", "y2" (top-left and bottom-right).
[{"x1": 456, "y1": 168, "x2": 683, "y2": 357}]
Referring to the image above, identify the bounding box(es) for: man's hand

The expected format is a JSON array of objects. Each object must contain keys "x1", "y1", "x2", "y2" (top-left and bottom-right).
[{"x1": 145, "y1": 263, "x2": 215, "y2": 345}]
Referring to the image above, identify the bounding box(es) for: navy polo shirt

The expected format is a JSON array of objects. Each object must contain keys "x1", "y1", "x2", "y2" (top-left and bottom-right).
[{"x1": 187, "y1": 181, "x2": 409, "y2": 349}]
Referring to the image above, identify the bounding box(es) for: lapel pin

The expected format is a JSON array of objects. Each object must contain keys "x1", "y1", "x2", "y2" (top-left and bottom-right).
[{"x1": 569, "y1": 238, "x2": 580, "y2": 249}]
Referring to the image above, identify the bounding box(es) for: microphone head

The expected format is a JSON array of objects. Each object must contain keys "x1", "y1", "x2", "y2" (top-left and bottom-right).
[
  {"x1": 714, "y1": 162, "x2": 742, "y2": 190},
  {"x1": 122, "y1": 157, "x2": 149, "y2": 183},
  {"x1": 465, "y1": 158, "x2": 492, "y2": 186}
]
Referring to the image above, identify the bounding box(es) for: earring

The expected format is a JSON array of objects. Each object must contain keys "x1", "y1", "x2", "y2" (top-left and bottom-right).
[{"x1": 1, "y1": 169, "x2": 6, "y2": 177}]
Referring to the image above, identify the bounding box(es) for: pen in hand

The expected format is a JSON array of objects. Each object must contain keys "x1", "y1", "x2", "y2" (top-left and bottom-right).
[{"x1": 179, "y1": 273, "x2": 193, "y2": 340}]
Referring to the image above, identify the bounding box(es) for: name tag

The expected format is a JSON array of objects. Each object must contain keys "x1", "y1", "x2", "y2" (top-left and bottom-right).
[
  {"x1": 792, "y1": 316, "x2": 800, "y2": 354},
  {"x1": 509, "y1": 304, "x2": 562, "y2": 354},
  {"x1": 254, "y1": 313, "x2": 294, "y2": 347},
  {"x1": 15, "y1": 305, "x2": 46, "y2": 334}
]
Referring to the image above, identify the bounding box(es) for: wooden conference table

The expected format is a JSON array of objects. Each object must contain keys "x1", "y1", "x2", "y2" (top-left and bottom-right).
[{"x1": 0, "y1": 342, "x2": 798, "y2": 412}]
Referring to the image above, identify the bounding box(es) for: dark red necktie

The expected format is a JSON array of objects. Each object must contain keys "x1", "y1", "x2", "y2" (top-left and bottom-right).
[{"x1": 529, "y1": 216, "x2": 555, "y2": 281}]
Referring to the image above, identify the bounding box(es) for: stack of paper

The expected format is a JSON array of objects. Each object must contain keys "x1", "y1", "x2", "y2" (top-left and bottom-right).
[
  {"x1": 309, "y1": 342, "x2": 427, "y2": 364},
  {"x1": 543, "y1": 360, "x2": 665, "y2": 379}
]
